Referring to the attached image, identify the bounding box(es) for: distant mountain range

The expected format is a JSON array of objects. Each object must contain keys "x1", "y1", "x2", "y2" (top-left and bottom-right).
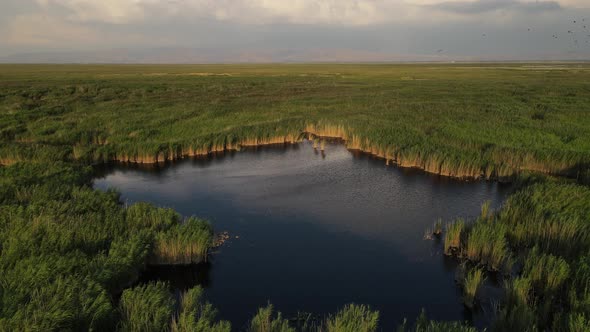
[{"x1": 0, "y1": 48, "x2": 588, "y2": 63}]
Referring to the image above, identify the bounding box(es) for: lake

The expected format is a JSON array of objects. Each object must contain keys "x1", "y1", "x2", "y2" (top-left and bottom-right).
[{"x1": 94, "y1": 139, "x2": 512, "y2": 330}]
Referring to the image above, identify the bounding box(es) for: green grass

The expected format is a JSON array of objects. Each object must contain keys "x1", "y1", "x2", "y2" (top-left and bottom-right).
[
  {"x1": 480, "y1": 200, "x2": 492, "y2": 220},
  {"x1": 463, "y1": 268, "x2": 485, "y2": 309},
  {"x1": 119, "y1": 282, "x2": 175, "y2": 332},
  {"x1": 1, "y1": 64, "x2": 590, "y2": 180},
  {"x1": 172, "y1": 286, "x2": 231, "y2": 332},
  {"x1": 0, "y1": 161, "x2": 215, "y2": 330},
  {"x1": 441, "y1": 181, "x2": 590, "y2": 330},
  {"x1": 500, "y1": 182, "x2": 590, "y2": 257},
  {"x1": 152, "y1": 217, "x2": 214, "y2": 265},
  {"x1": 444, "y1": 219, "x2": 464, "y2": 255},
  {"x1": 248, "y1": 304, "x2": 294, "y2": 332},
  {"x1": 125, "y1": 202, "x2": 180, "y2": 232},
  {"x1": 1, "y1": 64, "x2": 590, "y2": 330},
  {"x1": 118, "y1": 283, "x2": 231, "y2": 332},
  {"x1": 325, "y1": 304, "x2": 379, "y2": 332},
  {"x1": 465, "y1": 222, "x2": 509, "y2": 271},
  {"x1": 524, "y1": 247, "x2": 570, "y2": 295}
]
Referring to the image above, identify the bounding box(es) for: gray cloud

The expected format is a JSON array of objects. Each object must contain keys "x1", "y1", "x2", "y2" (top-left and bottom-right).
[
  {"x1": 429, "y1": 0, "x2": 561, "y2": 14},
  {"x1": 0, "y1": 0, "x2": 589, "y2": 61}
]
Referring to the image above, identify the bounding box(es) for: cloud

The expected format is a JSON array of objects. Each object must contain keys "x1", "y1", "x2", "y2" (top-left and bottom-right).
[
  {"x1": 1, "y1": 12, "x2": 163, "y2": 48},
  {"x1": 2, "y1": 13, "x2": 100, "y2": 45},
  {"x1": 1, "y1": 0, "x2": 589, "y2": 59},
  {"x1": 428, "y1": 0, "x2": 561, "y2": 14},
  {"x1": 32, "y1": 0, "x2": 584, "y2": 26},
  {"x1": 34, "y1": 0, "x2": 406, "y2": 25},
  {"x1": 36, "y1": 0, "x2": 148, "y2": 24},
  {"x1": 196, "y1": 0, "x2": 399, "y2": 25}
]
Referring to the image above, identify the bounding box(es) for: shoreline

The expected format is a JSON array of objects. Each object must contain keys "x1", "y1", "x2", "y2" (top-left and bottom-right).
[
  {"x1": 4, "y1": 125, "x2": 584, "y2": 183},
  {"x1": 95, "y1": 125, "x2": 520, "y2": 182}
]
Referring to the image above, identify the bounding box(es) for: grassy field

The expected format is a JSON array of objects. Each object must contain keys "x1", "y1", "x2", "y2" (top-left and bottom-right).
[
  {"x1": 1, "y1": 64, "x2": 590, "y2": 180},
  {"x1": 1, "y1": 64, "x2": 590, "y2": 331},
  {"x1": 438, "y1": 178, "x2": 590, "y2": 330}
]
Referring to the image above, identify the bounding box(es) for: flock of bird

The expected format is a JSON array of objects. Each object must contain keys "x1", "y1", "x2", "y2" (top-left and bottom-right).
[
  {"x1": 565, "y1": 18, "x2": 590, "y2": 48},
  {"x1": 436, "y1": 18, "x2": 590, "y2": 55}
]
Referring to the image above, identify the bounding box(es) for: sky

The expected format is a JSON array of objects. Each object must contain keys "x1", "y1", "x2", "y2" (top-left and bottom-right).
[{"x1": 1, "y1": 0, "x2": 590, "y2": 62}]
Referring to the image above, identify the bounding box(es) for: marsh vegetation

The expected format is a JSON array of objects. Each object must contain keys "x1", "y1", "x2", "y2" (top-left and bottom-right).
[
  {"x1": 1, "y1": 64, "x2": 589, "y2": 330},
  {"x1": 1, "y1": 64, "x2": 589, "y2": 181},
  {"x1": 440, "y1": 180, "x2": 590, "y2": 330}
]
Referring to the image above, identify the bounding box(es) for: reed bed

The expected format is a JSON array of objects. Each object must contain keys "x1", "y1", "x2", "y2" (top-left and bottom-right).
[
  {"x1": 119, "y1": 282, "x2": 175, "y2": 332},
  {"x1": 151, "y1": 217, "x2": 214, "y2": 265},
  {"x1": 0, "y1": 161, "x2": 217, "y2": 330},
  {"x1": 499, "y1": 183, "x2": 590, "y2": 258},
  {"x1": 2, "y1": 64, "x2": 590, "y2": 330},
  {"x1": 504, "y1": 277, "x2": 532, "y2": 307},
  {"x1": 493, "y1": 302, "x2": 537, "y2": 332},
  {"x1": 480, "y1": 200, "x2": 492, "y2": 221},
  {"x1": 324, "y1": 304, "x2": 379, "y2": 332},
  {"x1": 119, "y1": 283, "x2": 229, "y2": 332},
  {"x1": 444, "y1": 219, "x2": 465, "y2": 255},
  {"x1": 463, "y1": 268, "x2": 485, "y2": 309},
  {"x1": 171, "y1": 286, "x2": 231, "y2": 332},
  {"x1": 244, "y1": 303, "x2": 381, "y2": 332},
  {"x1": 248, "y1": 304, "x2": 294, "y2": 332},
  {"x1": 438, "y1": 182, "x2": 590, "y2": 330},
  {"x1": 523, "y1": 247, "x2": 570, "y2": 295},
  {"x1": 465, "y1": 222, "x2": 508, "y2": 271},
  {"x1": 2, "y1": 64, "x2": 590, "y2": 180},
  {"x1": 125, "y1": 202, "x2": 180, "y2": 232}
]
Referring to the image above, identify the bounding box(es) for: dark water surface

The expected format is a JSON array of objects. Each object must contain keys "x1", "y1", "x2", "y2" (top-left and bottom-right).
[{"x1": 94, "y1": 140, "x2": 512, "y2": 330}]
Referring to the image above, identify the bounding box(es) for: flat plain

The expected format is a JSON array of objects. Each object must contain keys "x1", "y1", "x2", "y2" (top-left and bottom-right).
[{"x1": 1, "y1": 64, "x2": 590, "y2": 331}]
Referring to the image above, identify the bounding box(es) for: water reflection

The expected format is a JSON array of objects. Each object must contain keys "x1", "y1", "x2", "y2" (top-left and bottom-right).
[
  {"x1": 94, "y1": 140, "x2": 512, "y2": 330},
  {"x1": 140, "y1": 262, "x2": 213, "y2": 290}
]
